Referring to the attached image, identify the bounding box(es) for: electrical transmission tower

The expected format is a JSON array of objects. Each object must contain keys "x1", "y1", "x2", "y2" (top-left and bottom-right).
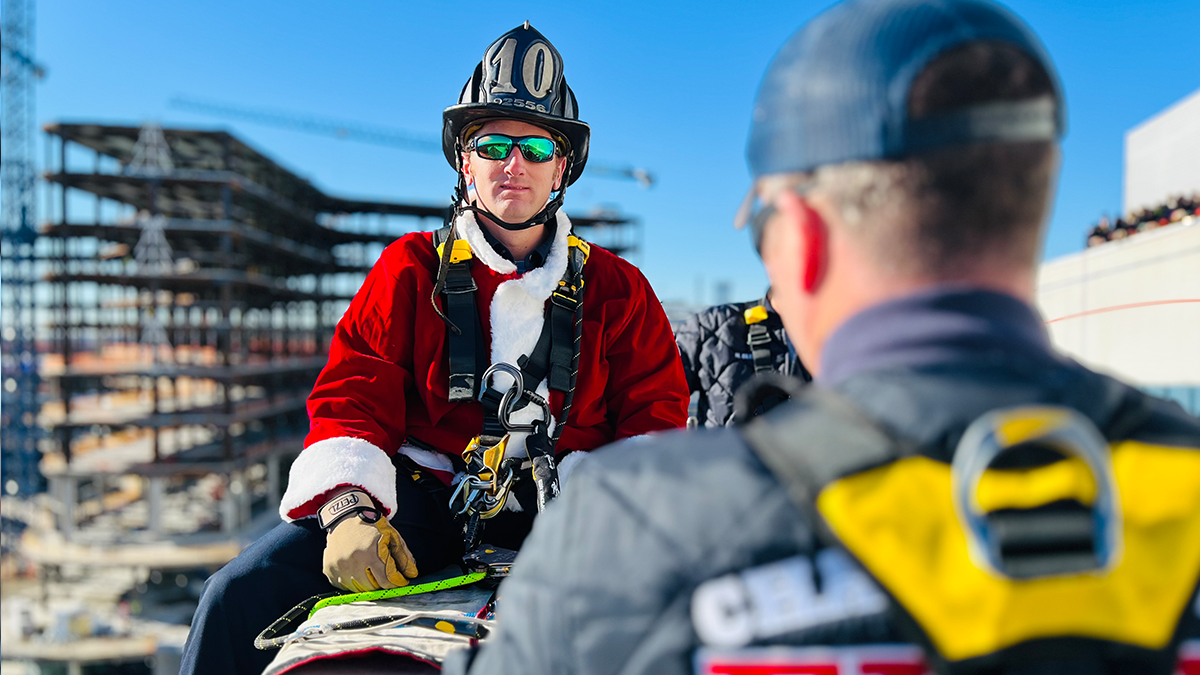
[{"x1": 1, "y1": 0, "x2": 44, "y2": 495}]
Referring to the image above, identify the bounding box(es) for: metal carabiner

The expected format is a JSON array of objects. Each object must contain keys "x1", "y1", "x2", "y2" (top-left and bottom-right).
[
  {"x1": 449, "y1": 477, "x2": 483, "y2": 517},
  {"x1": 479, "y1": 466, "x2": 517, "y2": 520},
  {"x1": 499, "y1": 387, "x2": 551, "y2": 433},
  {"x1": 480, "y1": 361, "x2": 552, "y2": 433}
]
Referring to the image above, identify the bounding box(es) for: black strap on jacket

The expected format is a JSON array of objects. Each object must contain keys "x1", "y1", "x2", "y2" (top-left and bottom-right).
[
  {"x1": 740, "y1": 387, "x2": 905, "y2": 521},
  {"x1": 432, "y1": 225, "x2": 587, "y2": 445},
  {"x1": 743, "y1": 300, "x2": 777, "y2": 376},
  {"x1": 747, "y1": 324, "x2": 774, "y2": 375},
  {"x1": 519, "y1": 255, "x2": 584, "y2": 394}
]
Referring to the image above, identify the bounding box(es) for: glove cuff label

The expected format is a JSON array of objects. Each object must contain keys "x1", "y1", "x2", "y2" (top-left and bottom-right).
[{"x1": 317, "y1": 488, "x2": 374, "y2": 530}]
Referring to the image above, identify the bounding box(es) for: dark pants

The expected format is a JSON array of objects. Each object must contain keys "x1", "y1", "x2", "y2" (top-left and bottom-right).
[{"x1": 180, "y1": 457, "x2": 535, "y2": 675}]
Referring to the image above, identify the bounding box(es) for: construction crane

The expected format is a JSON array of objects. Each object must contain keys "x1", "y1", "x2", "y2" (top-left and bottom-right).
[
  {"x1": 168, "y1": 96, "x2": 656, "y2": 189},
  {"x1": 1, "y1": 0, "x2": 46, "y2": 496}
]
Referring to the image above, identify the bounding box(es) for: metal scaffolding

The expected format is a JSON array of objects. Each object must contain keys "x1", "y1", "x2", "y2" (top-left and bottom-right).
[{"x1": 1, "y1": 0, "x2": 44, "y2": 497}]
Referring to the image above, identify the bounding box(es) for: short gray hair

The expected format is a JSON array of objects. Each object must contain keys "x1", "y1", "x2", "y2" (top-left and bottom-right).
[{"x1": 808, "y1": 141, "x2": 1058, "y2": 277}]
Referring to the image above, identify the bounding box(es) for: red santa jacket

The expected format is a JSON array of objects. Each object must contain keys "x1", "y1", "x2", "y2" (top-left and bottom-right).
[{"x1": 280, "y1": 211, "x2": 689, "y2": 520}]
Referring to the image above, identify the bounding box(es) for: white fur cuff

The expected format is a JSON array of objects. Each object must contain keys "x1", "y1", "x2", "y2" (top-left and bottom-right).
[{"x1": 279, "y1": 437, "x2": 398, "y2": 522}]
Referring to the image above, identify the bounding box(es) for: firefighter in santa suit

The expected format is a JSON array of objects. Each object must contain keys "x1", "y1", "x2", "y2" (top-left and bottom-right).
[{"x1": 180, "y1": 23, "x2": 689, "y2": 675}]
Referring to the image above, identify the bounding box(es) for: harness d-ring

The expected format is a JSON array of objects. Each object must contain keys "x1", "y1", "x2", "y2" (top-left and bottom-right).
[
  {"x1": 481, "y1": 362, "x2": 526, "y2": 406},
  {"x1": 951, "y1": 405, "x2": 1122, "y2": 579}
]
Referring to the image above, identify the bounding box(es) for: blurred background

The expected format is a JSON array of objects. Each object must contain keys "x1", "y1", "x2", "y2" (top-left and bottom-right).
[{"x1": 1, "y1": 1, "x2": 1197, "y2": 673}]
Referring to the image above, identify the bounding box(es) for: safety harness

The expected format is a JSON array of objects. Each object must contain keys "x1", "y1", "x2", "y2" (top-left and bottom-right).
[
  {"x1": 729, "y1": 300, "x2": 799, "y2": 424},
  {"x1": 431, "y1": 224, "x2": 590, "y2": 552},
  {"x1": 728, "y1": 384, "x2": 1200, "y2": 674},
  {"x1": 742, "y1": 302, "x2": 777, "y2": 376}
]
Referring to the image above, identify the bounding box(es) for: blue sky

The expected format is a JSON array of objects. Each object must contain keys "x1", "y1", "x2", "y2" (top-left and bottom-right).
[{"x1": 34, "y1": 0, "x2": 1200, "y2": 305}]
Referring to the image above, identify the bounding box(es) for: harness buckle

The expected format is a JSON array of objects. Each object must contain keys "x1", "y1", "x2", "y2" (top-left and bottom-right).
[
  {"x1": 551, "y1": 280, "x2": 580, "y2": 310},
  {"x1": 436, "y1": 238, "x2": 474, "y2": 265},
  {"x1": 747, "y1": 324, "x2": 773, "y2": 347},
  {"x1": 442, "y1": 267, "x2": 478, "y2": 294}
]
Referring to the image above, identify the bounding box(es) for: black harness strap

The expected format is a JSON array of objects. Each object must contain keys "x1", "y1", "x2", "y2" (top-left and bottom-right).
[
  {"x1": 519, "y1": 246, "x2": 585, "y2": 394},
  {"x1": 548, "y1": 244, "x2": 587, "y2": 447},
  {"x1": 740, "y1": 387, "x2": 908, "y2": 517},
  {"x1": 747, "y1": 324, "x2": 774, "y2": 375},
  {"x1": 547, "y1": 273, "x2": 582, "y2": 391},
  {"x1": 745, "y1": 300, "x2": 778, "y2": 376},
  {"x1": 434, "y1": 227, "x2": 479, "y2": 402},
  {"x1": 478, "y1": 387, "x2": 509, "y2": 444}
]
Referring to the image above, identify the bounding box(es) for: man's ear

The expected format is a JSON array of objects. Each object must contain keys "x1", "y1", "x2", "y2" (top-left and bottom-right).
[
  {"x1": 461, "y1": 152, "x2": 474, "y2": 186},
  {"x1": 552, "y1": 156, "x2": 567, "y2": 192},
  {"x1": 776, "y1": 191, "x2": 828, "y2": 293}
]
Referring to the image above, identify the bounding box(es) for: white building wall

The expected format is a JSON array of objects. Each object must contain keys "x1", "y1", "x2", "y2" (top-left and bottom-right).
[
  {"x1": 1123, "y1": 87, "x2": 1200, "y2": 214},
  {"x1": 1036, "y1": 219, "x2": 1200, "y2": 387}
]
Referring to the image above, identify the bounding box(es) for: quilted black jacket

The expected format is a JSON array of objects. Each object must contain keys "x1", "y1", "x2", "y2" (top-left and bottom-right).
[{"x1": 675, "y1": 299, "x2": 811, "y2": 427}]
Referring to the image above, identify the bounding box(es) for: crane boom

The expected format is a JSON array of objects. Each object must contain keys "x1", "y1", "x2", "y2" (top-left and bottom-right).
[
  {"x1": 168, "y1": 95, "x2": 654, "y2": 188},
  {"x1": 169, "y1": 96, "x2": 440, "y2": 152}
]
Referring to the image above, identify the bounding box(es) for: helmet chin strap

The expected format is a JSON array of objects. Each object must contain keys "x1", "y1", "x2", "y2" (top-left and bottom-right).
[{"x1": 459, "y1": 188, "x2": 565, "y2": 231}]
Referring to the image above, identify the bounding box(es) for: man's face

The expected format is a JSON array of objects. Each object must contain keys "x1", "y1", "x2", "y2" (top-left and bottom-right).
[{"x1": 461, "y1": 119, "x2": 568, "y2": 225}]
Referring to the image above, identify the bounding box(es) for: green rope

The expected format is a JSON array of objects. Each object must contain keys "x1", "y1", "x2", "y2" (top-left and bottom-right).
[{"x1": 308, "y1": 572, "x2": 487, "y2": 618}]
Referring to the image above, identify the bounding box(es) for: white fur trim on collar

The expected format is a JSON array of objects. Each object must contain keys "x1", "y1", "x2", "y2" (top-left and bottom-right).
[
  {"x1": 456, "y1": 211, "x2": 517, "y2": 275},
  {"x1": 453, "y1": 209, "x2": 573, "y2": 279},
  {"x1": 279, "y1": 437, "x2": 397, "y2": 522}
]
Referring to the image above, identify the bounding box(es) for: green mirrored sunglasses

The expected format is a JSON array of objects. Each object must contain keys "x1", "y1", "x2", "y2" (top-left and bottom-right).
[{"x1": 468, "y1": 134, "x2": 559, "y2": 163}]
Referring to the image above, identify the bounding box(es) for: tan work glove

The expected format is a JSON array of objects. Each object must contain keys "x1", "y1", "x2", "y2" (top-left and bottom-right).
[{"x1": 318, "y1": 488, "x2": 419, "y2": 592}]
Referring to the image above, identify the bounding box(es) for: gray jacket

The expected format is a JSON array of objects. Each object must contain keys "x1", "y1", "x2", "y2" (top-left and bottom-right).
[{"x1": 443, "y1": 290, "x2": 1200, "y2": 675}]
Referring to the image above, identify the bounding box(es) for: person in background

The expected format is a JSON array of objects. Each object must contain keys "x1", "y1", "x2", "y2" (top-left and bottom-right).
[{"x1": 675, "y1": 292, "x2": 811, "y2": 427}]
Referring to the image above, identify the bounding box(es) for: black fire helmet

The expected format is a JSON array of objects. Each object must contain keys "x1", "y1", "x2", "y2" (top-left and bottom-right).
[{"x1": 442, "y1": 22, "x2": 591, "y2": 187}]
